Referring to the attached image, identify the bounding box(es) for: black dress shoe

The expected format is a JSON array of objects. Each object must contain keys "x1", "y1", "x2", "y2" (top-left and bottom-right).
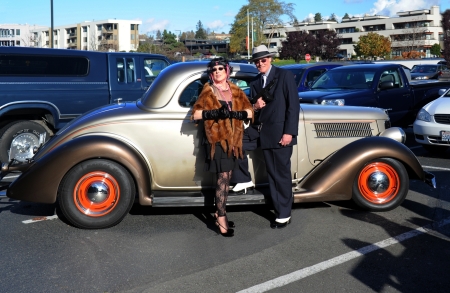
[{"x1": 270, "y1": 219, "x2": 291, "y2": 229}]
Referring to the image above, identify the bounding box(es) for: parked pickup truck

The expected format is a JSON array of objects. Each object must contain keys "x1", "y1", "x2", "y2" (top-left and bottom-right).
[
  {"x1": 299, "y1": 63, "x2": 450, "y2": 127},
  {"x1": 0, "y1": 47, "x2": 171, "y2": 162}
]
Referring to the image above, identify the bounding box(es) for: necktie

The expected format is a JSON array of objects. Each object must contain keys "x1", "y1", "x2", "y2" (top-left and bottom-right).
[{"x1": 262, "y1": 75, "x2": 267, "y2": 88}]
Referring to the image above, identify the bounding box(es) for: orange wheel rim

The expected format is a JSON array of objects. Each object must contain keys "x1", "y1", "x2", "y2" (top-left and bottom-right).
[
  {"x1": 357, "y1": 162, "x2": 400, "y2": 204},
  {"x1": 73, "y1": 171, "x2": 120, "y2": 217}
]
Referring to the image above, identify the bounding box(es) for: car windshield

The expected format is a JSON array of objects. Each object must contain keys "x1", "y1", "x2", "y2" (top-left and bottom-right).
[
  {"x1": 411, "y1": 65, "x2": 438, "y2": 73},
  {"x1": 311, "y1": 68, "x2": 376, "y2": 90}
]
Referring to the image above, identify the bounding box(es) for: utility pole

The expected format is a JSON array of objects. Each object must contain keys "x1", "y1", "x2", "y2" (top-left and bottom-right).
[
  {"x1": 50, "y1": 0, "x2": 54, "y2": 48},
  {"x1": 247, "y1": 9, "x2": 250, "y2": 59}
]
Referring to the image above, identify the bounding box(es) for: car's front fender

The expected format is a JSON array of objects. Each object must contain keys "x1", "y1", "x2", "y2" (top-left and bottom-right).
[
  {"x1": 294, "y1": 136, "x2": 425, "y2": 203},
  {"x1": 7, "y1": 135, "x2": 152, "y2": 205}
]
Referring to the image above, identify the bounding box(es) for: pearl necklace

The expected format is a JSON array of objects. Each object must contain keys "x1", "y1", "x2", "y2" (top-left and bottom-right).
[{"x1": 213, "y1": 82, "x2": 232, "y2": 110}]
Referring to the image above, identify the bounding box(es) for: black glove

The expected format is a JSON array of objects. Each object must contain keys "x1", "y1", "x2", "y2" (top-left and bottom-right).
[
  {"x1": 218, "y1": 104, "x2": 230, "y2": 119},
  {"x1": 230, "y1": 111, "x2": 248, "y2": 120},
  {"x1": 202, "y1": 105, "x2": 230, "y2": 120}
]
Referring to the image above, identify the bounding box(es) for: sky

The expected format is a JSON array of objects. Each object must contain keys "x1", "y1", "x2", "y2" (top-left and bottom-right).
[{"x1": 1, "y1": 0, "x2": 448, "y2": 35}]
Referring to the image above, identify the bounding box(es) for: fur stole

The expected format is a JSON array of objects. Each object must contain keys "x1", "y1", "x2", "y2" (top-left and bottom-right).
[{"x1": 192, "y1": 82, "x2": 253, "y2": 159}]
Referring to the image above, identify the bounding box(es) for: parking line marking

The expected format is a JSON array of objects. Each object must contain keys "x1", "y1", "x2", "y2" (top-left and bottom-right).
[
  {"x1": 422, "y1": 165, "x2": 450, "y2": 171},
  {"x1": 237, "y1": 217, "x2": 450, "y2": 293},
  {"x1": 22, "y1": 215, "x2": 58, "y2": 224}
]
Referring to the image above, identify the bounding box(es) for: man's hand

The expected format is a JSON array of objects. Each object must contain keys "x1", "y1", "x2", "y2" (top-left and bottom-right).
[
  {"x1": 254, "y1": 97, "x2": 266, "y2": 110},
  {"x1": 279, "y1": 134, "x2": 292, "y2": 146}
]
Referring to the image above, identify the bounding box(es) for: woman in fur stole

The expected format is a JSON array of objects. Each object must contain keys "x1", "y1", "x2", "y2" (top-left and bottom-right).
[{"x1": 192, "y1": 57, "x2": 253, "y2": 237}]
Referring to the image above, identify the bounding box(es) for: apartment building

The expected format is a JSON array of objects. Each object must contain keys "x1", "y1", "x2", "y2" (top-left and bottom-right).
[
  {"x1": 265, "y1": 5, "x2": 444, "y2": 58},
  {"x1": 25, "y1": 19, "x2": 141, "y2": 52},
  {"x1": 0, "y1": 24, "x2": 47, "y2": 47}
]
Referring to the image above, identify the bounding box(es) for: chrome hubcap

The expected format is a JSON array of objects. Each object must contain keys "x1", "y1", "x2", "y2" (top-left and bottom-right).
[
  {"x1": 86, "y1": 181, "x2": 110, "y2": 203},
  {"x1": 367, "y1": 171, "x2": 389, "y2": 193},
  {"x1": 10, "y1": 133, "x2": 39, "y2": 162}
]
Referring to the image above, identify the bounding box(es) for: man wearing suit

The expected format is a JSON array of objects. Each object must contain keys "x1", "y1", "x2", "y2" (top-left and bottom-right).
[{"x1": 250, "y1": 45, "x2": 299, "y2": 229}]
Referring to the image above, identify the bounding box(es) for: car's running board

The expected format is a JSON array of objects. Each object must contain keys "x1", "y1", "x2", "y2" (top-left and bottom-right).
[{"x1": 152, "y1": 188, "x2": 268, "y2": 207}]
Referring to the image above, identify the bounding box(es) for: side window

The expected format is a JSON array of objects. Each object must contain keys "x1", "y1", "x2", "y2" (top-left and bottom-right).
[
  {"x1": 179, "y1": 80, "x2": 204, "y2": 107},
  {"x1": 117, "y1": 58, "x2": 136, "y2": 83},
  {"x1": 306, "y1": 69, "x2": 325, "y2": 85},
  {"x1": 379, "y1": 69, "x2": 403, "y2": 88},
  {"x1": 143, "y1": 58, "x2": 170, "y2": 83}
]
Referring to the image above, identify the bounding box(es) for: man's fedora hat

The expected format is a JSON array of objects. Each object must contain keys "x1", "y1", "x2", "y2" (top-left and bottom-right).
[{"x1": 251, "y1": 45, "x2": 276, "y2": 61}]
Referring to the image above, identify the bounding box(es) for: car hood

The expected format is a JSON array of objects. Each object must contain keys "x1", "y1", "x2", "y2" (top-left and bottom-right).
[
  {"x1": 301, "y1": 104, "x2": 388, "y2": 120},
  {"x1": 423, "y1": 96, "x2": 450, "y2": 114},
  {"x1": 299, "y1": 89, "x2": 368, "y2": 103}
]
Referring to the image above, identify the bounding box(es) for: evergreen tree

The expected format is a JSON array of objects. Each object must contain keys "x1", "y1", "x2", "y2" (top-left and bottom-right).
[
  {"x1": 314, "y1": 13, "x2": 322, "y2": 22},
  {"x1": 195, "y1": 20, "x2": 207, "y2": 39}
]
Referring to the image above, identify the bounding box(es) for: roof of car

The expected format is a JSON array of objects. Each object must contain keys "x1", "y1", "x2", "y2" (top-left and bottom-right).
[{"x1": 281, "y1": 62, "x2": 348, "y2": 69}]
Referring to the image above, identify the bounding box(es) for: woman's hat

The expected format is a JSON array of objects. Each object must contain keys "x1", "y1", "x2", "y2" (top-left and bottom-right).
[{"x1": 251, "y1": 45, "x2": 276, "y2": 61}]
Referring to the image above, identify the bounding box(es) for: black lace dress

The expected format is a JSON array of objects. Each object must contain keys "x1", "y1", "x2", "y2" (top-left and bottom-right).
[{"x1": 204, "y1": 100, "x2": 238, "y2": 173}]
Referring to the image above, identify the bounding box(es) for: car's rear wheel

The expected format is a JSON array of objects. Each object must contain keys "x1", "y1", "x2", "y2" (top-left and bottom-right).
[
  {"x1": 352, "y1": 158, "x2": 409, "y2": 211},
  {"x1": 58, "y1": 159, "x2": 135, "y2": 229},
  {"x1": 422, "y1": 144, "x2": 449, "y2": 155},
  {"x1": 0, "y1": 120, "x2": 50, "y2": 163}
]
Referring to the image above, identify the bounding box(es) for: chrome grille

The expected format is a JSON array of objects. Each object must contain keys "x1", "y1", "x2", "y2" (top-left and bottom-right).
[
  {"x1": 313, "y1": 122, "x2": 373, "y2": 138},
  {"x1": 434, "y1": 114, "x2": 450, "y2": 125}
]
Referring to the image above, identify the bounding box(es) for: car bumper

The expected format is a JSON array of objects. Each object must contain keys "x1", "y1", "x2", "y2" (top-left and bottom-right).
[{"x1": 413, "y1": 119, "x2": 450, "y2": 146}]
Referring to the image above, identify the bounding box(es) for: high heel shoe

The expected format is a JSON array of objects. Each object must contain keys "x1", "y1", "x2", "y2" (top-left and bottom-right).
[
  {"x1": 215, "y1": 218, "x2": 234, "y2": 237},
  {"x1": 214, "y1": 213, "x2": 235, "y2": 228}
]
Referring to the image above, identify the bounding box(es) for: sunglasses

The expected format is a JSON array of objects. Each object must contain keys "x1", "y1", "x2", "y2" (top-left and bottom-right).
[
  {"x1": 254, "y1": 58, "x2": 268, "y2": 65},
  {"x1": 212, "y1": 67, "x2": 225, "y2": 72}
]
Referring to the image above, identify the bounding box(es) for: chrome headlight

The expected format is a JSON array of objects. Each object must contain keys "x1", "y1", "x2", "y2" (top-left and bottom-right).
[
  {"x1": 321, "y1": 99, "x2": 345, "y2": 106},
  {"x1": 413, "y1": 76, "x2": 429, "y2": 80},
  {"x1": 416, "y1": 108, "x2": 432, "y2": 122},
  {"x1": 379, "y1": 127, "x2": 406, "y2": 144}
]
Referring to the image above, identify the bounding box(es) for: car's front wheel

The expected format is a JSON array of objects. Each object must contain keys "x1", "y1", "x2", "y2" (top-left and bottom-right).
[
  {"x1": 58, "y1": 159, "x2": 135, "y2": 229},
  {"x1": 421, "y1": 144, "x2": 449, "y2": 155},
  {"x1": 352, "y1": 158, "x2": 409, "y2": 211}
]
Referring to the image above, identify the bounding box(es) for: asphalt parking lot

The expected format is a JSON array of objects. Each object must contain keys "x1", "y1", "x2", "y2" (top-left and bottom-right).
[{"x1": 0, "y1": 127, "x2": 449, "y2": 293}]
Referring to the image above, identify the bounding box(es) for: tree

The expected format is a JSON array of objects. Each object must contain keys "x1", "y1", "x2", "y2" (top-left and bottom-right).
[
  {"x1": 229, "y1": 0, "x2": 296, "y2": 54},
  {"x1": 354, "y1": 32, "x2": 391, "y2": 59},
  {"x1": 156, "y1": 30, "x2": 162, "y2": 40},
  {"x1": 279, "y1": 30, "x2": 315, "y2": 62},
  {"x1": 442, "y1": 10, "x2": 450, "y2": 64},
  {"x1": 342, "y1": 13, "x2": 350, "y2": 21},
  {"x1": 430, "y1": 43, "x2": 441, "y2": 57},
  {"x1": 195, "y1": 20, "x2": 207, "y2": 39},
  {"x1": 328, "y1": 13, "x2": 337, "y2": 22},
  {"x1": 314, "y1": 13, "x2": 322, "y2": 22},
  {"x1": 393, "y1": 18, "x2": 428, "y2": 54},
  {"x1": 313, "y1": 30, "x2": 341, "y2": 60}
]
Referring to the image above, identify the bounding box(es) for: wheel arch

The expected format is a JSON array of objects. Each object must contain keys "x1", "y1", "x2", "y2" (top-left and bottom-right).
[
  {"x1": 7, "y1": 135, "x2": 152, "y2": 205},
  {"x1": 0, "y1": 102, "x2": 61, "y2": 131},
  {"x1": 294, "y1": 136, "x2": 424, "y2": 203}
]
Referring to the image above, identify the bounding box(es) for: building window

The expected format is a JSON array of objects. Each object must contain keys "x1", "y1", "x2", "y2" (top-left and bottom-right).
[
  {"x1": 83, "y1": 27, "x2": 87, "y2": 32},
  {"x1": 83, "y1": 37, "x2": 87, "y2": 42},
  {"x1": 131, "y1": 34, "x2": 135, "y2": 40},
  {"x1": 16, "y1": 40, "x2": 20, "y2": 45},
  {"x1": 114, "y1": 24, "x2": 117, "y2": 30},
  {"x1": 16, "y1": 29, "x2": 20, "y2": 36},
  {"x1": 131, "y1": 24, "x2": 135, "y2": 30},
  {"x1": 97, "y1": 25, "x2": 102, "y2": 31}
]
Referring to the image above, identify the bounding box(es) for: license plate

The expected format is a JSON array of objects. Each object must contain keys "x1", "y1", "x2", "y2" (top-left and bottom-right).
[{"x1": 441, "y1": 131, "x2": 450, "y2": 141}]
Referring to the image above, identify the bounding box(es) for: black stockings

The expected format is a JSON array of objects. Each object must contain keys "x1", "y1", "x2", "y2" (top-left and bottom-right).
[{"x1": 216, "y1": 170, "x2": 232, "y2": 217}]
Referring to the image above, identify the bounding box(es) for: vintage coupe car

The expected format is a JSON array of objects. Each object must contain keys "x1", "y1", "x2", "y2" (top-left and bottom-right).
[
  {"x1": 413, "y1": 88, "x2": 450, "y2": 154},
  {"x1": 0, "y1": 62, "x2": 435, "y2": 229}
]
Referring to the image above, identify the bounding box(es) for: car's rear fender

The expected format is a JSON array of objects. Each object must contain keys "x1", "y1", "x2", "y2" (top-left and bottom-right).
[
  {"x1": 294, "y1": 136, "x2": 425, "y2": 203},
  {"x1": 7, "y1": 135, "x2": 153, "y2": 205}
]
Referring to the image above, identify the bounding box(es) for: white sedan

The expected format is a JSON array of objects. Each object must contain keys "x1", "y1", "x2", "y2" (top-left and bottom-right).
[{"x1": 413, "y1": 89, "x2": 450, "y2": 154}]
